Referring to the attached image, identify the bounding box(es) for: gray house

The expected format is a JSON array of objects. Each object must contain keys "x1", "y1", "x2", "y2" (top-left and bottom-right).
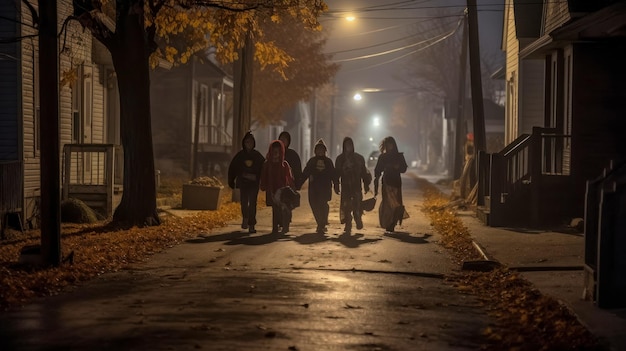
[{"x1": 150, "y1": 55, "x2": 234, "y2": 179}]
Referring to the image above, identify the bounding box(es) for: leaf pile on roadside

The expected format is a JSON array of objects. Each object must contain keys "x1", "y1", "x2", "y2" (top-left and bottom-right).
[
  {"x1": 418, "y1": 178, "x2": 600, "y2": 350},
  {"x1": 189, "y1": 176, "x2": 224, "y2": 188},
  {"x1": 0, "y1": 194, "x2": 239, "y2": 311}
]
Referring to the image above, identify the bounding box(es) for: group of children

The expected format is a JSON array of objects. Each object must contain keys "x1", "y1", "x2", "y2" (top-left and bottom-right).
[{"x1": 228, "y1": 131, "x2": 407, "y2": 235}]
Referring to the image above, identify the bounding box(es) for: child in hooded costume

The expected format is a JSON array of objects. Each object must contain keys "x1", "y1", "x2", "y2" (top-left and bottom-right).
[
  {"x1": 335, "y1": 137, "x2": 372, "y2": 233},
  {"x1": 374, "y1": 136, "x2": 408, "y2": 233},
  {"x1": 299, "y1": 139, "x2": 338, "y2": 234},
  {"x1": 227, "y1": 131, "x2": 265, "y2": 233},
  {"x1": 260, "y1": 140, "x2": 296, "y2": 234},
  {"x1": 278, "y1": 131, "x2": 303, "y2": 189}
]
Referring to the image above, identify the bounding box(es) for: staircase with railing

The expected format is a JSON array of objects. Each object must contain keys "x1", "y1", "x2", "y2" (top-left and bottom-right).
[{"x1": 478, "y1": 127, "x2": 574, "y2": 227}]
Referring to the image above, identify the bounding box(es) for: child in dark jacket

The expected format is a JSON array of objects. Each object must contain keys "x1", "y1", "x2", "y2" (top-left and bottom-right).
[
  {"x1": 260, "y1": 140, "x2": 295, "y2": 234},
  {"x1": 299, "y1": 139, "x2": 337, "y2": 234},
  {"x1": 227, "y1": 132, "x2": 265, "y2": 233}
]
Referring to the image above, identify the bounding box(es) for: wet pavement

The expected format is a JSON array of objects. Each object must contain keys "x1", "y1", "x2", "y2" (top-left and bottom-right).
[{"x1": 0, "y1": 174, "x2": 495, "y2": 350}]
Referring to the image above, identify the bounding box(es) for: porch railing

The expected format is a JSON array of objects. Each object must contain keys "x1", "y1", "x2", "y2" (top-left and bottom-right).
[
  {"x1": 484, "y1": 127, "x2": 572, "y2": 227},
  {"x1": 62, "y1": 144, "x2": 116, "y2": 217},
  {"x1": 198, "y1": 125, "x2": 232, "y2": 146}
]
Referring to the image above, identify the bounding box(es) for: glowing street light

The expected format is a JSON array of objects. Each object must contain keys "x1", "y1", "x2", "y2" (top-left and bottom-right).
[
  {"x1": 345, "y1": 15, "x2": 356, "y2": 22},
  {"x1": 373, "y1": 116, "x2": 380, "y2": 127},
  {"x1": 353, "y1": 93, "x2": 362, "y2": 101}
]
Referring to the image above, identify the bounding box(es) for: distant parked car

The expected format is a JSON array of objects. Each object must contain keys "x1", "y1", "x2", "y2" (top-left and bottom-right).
[{"x1": 367, "y1": 151, "x2": 380, "y2": 168}]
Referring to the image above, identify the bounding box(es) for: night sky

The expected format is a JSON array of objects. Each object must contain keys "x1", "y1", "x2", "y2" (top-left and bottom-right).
[{"x1": 323, "y1": 0, "x2": 505, "y2": 93}]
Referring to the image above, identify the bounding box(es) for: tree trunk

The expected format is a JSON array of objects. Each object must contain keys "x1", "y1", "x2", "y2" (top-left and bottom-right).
[
  {"x1": 233, "y1": 33, "x2": 254, "y2": 157},
  {"x1": 110, "y1": 8, "x2": 160, "y2": 226}
]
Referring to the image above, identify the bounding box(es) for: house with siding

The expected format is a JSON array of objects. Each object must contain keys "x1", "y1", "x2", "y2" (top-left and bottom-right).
[
  {"x1": 1, "y1": 1, "x2": 118, "y2": 232},
  {"x1": 150, "y1": 55, "x2": 234, "y2": 179},
  {"x1": 480, "y1": 0, "x2": 626, "y2": 228},
  {"x1": 501, "y1": 0, "x2": 545, "y2": 144}
]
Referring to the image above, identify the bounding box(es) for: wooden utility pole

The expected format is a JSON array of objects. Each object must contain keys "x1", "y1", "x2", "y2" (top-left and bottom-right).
[
  {"x1": 233, "y1": 33, "x2": 254, "y2": 155},
  {"x1": 454, "y1": 15, "x2": 469, "y2": 179},
  {"x1": 466, "y1": 0, "x2": 486, "y2": 153},
  {"x1": 39, "y1": 0, "x2": 61, "y2": 266}
]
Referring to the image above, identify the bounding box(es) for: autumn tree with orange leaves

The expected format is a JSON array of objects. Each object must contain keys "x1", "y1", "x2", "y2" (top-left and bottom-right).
[
  {"x1": 71, "y1": 0, "x2": 328, "y2": 227},
  {"x1": 250, "y1": 15, "x2": 338, "y2": 125}
]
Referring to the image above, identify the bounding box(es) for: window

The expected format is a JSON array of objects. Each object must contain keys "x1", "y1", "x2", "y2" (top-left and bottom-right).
[
  {"x1": 200, "y1": 84, "x2": 209, "y2": 143},
  {"x1": 72, "y1": 81, "x2": 81, "y2": 143},
  {"x1": 550, "y1": 55, "x2": 558, "y2": 128},
  {"x1": 191, "y1": 81, "x2": 198, "y2": 142}
]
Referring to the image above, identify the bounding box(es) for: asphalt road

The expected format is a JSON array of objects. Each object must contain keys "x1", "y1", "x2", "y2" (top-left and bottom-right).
[{"x1": 0, "y1": 175, "x2": 495, "y2": 351}]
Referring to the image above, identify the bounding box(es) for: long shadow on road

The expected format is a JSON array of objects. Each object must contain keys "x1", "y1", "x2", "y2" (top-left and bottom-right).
[
  {"x1": 186, "y1": 230, "x2": 433, "y2": 249},
  {"x1": 384, "y1": 232, "x2": 432, "y2": 244}
]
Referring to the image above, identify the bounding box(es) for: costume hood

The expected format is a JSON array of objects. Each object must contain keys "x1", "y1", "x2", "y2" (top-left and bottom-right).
[
  {"x1": 278, "y1": 131, "x2": 291, "y2": 148},
  {"x1": 242, "y1": 131, "x2": 255, "y2": 149},
  {"x1": 342, "y1": 137, "x2": 354, "y2": 153},
  {"x1": 314, "y1": 139, "x2": 327, "y2": 153},
  {"x1": 267, "y1": 140, "x2": 286, "y2": 162}
]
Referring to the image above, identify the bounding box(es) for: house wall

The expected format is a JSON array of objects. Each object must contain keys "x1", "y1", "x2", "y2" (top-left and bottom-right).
[
  {"x1": 17, "y1": 0, "x2": 108, "y2": 223},
  {"x1": 504, "y1": 0, "x2": 519, "y2": 144},
  {"x1": 504, "y1": 1, "x2": 546, "y2": 145},
  {"x1": 542, "y1": 0, "x2": 571, "y2": 35},
  {"x1": 571, "y1": 42, "x2": 626, "y2": 191},
  {"x1": 0, "y1": 1, "x2": 19, "y2": 161},
  {"x1": 20, "y1": 2, "x2": 40, "y2": 210},
  {"x1": 519, "y1": 60, "x2": 545, "y2": 135},
  {"x1": 151, "y1": 64, "x2": 193, "y2": 177}
]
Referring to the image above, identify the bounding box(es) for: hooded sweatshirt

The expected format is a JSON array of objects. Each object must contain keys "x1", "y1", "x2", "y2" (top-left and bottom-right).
[
  {"x1": 260, "y1": 140, "x2": 295, "y2": 205},
  {"x1": 278, "y1": 131, "x2": 303, "y2": 188},
  {"x1": 335, "y1": 137, "x2": 370, "y2": 195},
  {"x1": 300, "y1": 139, "x2": 337, "y2": 201},
  {"x1": 227, "y1": 132, "x2": 265, "y2": 189}
]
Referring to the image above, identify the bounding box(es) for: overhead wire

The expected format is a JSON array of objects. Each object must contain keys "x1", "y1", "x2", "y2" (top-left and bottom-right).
[
  {"x1": 327, "y1": 16, "x2": 461, "y2": 55},
  {"x1": 326, "y1": 0, "x2": 566, "y2": 14},
  {"x1": 340, "y1": 17, "x2": 464, "y2": 73},
  {"x1": 330, "y1": 13, "x2": 463, "y2": 62}
]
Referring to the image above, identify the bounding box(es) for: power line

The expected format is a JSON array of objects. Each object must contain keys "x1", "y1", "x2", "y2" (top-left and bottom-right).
[
  {"x1": 327, "y1": 16, "x2": 457, "y2": 56},
  {"x1": 327, "y1": 16, "x2": 461, "y2": 55},
  {"x1": 327, "y1": 0, "x2": 566, "y2": 14},
  {"x1": 323, "y1": 13, "x2": 465, "y2": 21},
  {"x1": 341, "y1": 18, "x2": 463, "y2": 73}
]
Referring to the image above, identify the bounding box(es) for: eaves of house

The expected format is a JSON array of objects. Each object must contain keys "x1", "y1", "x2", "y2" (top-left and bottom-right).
[{"x1": 520, "y1": 1, "x2": 626, "y2": 59}]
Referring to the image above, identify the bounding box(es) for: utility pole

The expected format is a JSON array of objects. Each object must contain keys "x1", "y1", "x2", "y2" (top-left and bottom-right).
[
  {"x1": 467, "y1": 0, "x2": 487, "y2": 206},
  {"x1": 454, "y1": 15, "x2": 469, "y2": 179},
  {"x1": 39, "y1": 0, "x2": 61, "y2": 266},
  {"x1": 466, "y1": 0, "x2": 486, "y2": 153}
]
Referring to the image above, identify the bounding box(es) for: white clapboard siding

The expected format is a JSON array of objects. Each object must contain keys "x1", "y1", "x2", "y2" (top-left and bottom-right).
[{"x1": 17, "y1": 0, "x2": 110, "y2": 224}]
